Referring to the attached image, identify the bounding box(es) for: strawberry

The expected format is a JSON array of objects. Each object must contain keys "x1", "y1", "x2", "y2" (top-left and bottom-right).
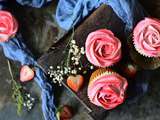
[
  {"x1": 60, "y1": 105, "x2": 73, "y2": 120},
  {"x1": 20, "y1": 65, "x2": 35, "y2": 82},
  {"x1": 124, "y1": 63, "x2": 137, "y2": 78},
  {"x1": 67, "y1": 75, "x2": 84, "y2": 92}
]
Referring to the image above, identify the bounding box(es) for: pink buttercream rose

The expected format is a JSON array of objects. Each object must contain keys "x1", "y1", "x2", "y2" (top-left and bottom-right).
[
  {"x1": 85, "y1": 29, "x2": 122, "y2": 67},
  {"x1": 88, "y1": 69, "x2": 128, "y2": 110},
  {"x1": 133, "y1": 17, "x2": 160, "y2": 57},
  {"x1": 0, "y1": 10, "x2": 18, "y2": 42}
]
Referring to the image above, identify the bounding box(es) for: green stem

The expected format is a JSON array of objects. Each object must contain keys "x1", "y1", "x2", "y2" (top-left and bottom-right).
[
  {"x1": 66, "y1": 51, "x2": 71, "y2": 68},
  {"x1": 7, "y1": 60, "x2": 16, "y2": 83},
  {"x1": 7, "y1": 60, "x2": 24, "y2": 116}
]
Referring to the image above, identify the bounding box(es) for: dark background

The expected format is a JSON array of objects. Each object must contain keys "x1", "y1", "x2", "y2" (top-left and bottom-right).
[{"x1": 0, "y1": 0, "x2": 160, "y2": 120}]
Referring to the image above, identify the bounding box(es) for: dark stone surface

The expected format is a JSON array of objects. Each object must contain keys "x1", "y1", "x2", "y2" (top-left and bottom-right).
[
  {"x1": 38, "y1": 5, "x2": 127, "y2": 120},
  {"x1": 37, "y1": 4, "x2": 160, "y2": 120},
  {"x1": 8, "y1": 1, "x2": 66, "y2": 58},
  {"x1": 0, "y1": 1, "x2": 160, "y2": 120},
  {"x1": 139, "y1": 0, "x2": 160, "y2": 18}
]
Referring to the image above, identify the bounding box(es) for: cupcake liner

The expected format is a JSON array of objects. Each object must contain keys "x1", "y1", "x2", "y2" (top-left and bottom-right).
[
  {"x1": 128, "y1": 34, "x2": 160, "y2": 70},
  {"x1": 89, "y1": 68, "x2": 115, "y2": 85},
  {"x1": 88, "y1": 68, "x2": 116, "y2": 105},
  {"x1": 88, "y1": 68, "x2": 128, "y2": 110},
  {"x1": 132, "y1": 34, "x2": 158, "y2": 58}
]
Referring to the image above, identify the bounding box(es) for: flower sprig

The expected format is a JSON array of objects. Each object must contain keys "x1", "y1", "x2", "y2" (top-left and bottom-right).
[
  {"x1": 48, "y1": 29, "x2": 94, "y2": 86},
  {"x1": 7, "y1": 60, "x2": 35, "y2": 115}
]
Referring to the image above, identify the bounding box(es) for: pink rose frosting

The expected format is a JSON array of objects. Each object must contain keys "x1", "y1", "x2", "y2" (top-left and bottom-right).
[
  {"x1": 88, "y1": 70, "x2": 128, "y2": 110},
  {"x1": 85, "y1": 29, "x2": 122, "y2": 67},
  {"x1": 0, "y1": 10, "x2": 18, "y2": 42},
  {"x1": 133, "y1": 17, "x2": 160, "y2": 57}
]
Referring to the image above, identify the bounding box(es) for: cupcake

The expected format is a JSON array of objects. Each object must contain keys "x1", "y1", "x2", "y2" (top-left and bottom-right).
[
  {"x1": 133, "y1": 18, "x2": 160, "y2": 57},
  {"x1": 85, "y1": 29, "x2": 122, "y2": 68},
  {"x1": 129, "y1": 17, "x2": 160, "y2": 69},
  {"x1": 0, "y1": 10, "x2": 18, "y2": 42},
  {"x1": 88, "y1": 68, "x2": 128, "y2": 110}
]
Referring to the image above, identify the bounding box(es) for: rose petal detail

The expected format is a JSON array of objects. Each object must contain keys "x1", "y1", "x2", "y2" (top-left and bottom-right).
[
  {"x1": 0, "y1": 10, "x2": 18, "y2": 42},
  {"x1": 85, "y1": 29, "x2": 122, "y2": 67},
  {"x1": 88, "y1": 69, "x2": 128, "y2": 110},
  {"x1": 133, "y1": 17, "x2": 160, "y2": 57}
]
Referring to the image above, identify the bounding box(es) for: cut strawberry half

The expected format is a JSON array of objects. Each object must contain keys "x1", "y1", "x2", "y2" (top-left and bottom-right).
[
  {"x1": 67, "y1": 75, "x2": 84, "y2": 92},
  {"x1": 20, "y1": 65, "x2": 35, "y2": 82}
]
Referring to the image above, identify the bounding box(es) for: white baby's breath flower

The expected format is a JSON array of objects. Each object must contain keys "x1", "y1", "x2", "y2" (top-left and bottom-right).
[
  {"x1": 90, "y1": 66, "x2": 94, "y2": 70},
  {"x1": 71, "y1": 69, "x2": 77, "y2": 74},
  {"x1": 71, "y1": 40, "x2": 76, "y2": 44},
  {"x1": 78, "y1": 67, "x2": 82, "y2": 70},
  {"x1": 57, "y1": 66, "x2": 60, "y2": 69},
  {"x1": 71, "y1": 57, "x2": 75, "y2": 60},
  {"x1": 69, "y1": 49, "x2": 74, "y2": 53},
  {"x1": 80, "y1": 47, "x2": 85, "y2": 54},
  {"x1": 74, "y1": 48, "x2": 79, "y2": 55},
  {"x1": 75, "y1": 61, "x2": 79, "y2": 65},
  {"x1": 49, "y1": 66, "x2": 53, "y2": 69}
]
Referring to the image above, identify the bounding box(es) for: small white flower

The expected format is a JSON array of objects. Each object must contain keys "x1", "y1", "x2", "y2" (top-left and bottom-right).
[
  {"x1": 49, "y1": 66, "x2": 53, "y2": 69},
  {"x1": 27, "y1": 94, "x2": 31, "y2": 98},
  {"x1": 31, "y1": 98, "x2": 35, "y2": 101},
  {"x1": 50, "y1": 74, "x2": 53, "y2": 78},
  {"x1": 90, "y1": 66, "x2": 94, "y2": 70},
  {"x1": 69, "y1": 49, "x2": 74, "y2": 53},
  {"x1": 71, "y1": 70, "x2": 77, "y2": 74},
  {"x1": 71, "y1": 40, "x2": 76, "y2": 44},
  {"x1": 72, "y1": 45, "x2": 78, "y2": 50},
  {"x1": 60, "y1": 70, "x2": 63, "y2": 74},
  {"x1": 80, "y1": 47, "x2": 85, "y2": 54},
  {"x1": 23, "y1": 103, "x2": 26, "y2": 107},
  {"x1": 74, "y1": 57, "x2": 79, "y2": 61},
  {"x1": 57, "y1": 66, "x2": 60, "y2": 69},
  {"x1": 75, "y1": 61, "x2": 79, "y2": 65},
  {"x1": 74, "y1": 48, "x2": 79, "y2": 55},
  {"x1": 64, "y1": 68, "x2": 68, "y2": 74},
  {"x1": 71, "y1": 57, "x2": 75, "y2": 60},
  {"x1": 53, "y1": 80, "x2": 57, "y2": 83},
  {"x1": 27, "y1": 100, "x2": 31, "y2": 104}
]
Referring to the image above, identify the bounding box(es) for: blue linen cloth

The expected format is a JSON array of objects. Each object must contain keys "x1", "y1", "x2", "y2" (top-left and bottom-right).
[
  {"x1": 16, "y1": 0, "x2": 52, "y2": 8},
  {"x1": 0, "y1": 34, "x2": 57, "y2": 120},
  {"x1": 56, "y1": 0, "x2": 146, "y2": 32}
]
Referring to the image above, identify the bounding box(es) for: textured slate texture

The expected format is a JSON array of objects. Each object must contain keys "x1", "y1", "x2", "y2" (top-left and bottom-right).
[
  {"x1": 0, "y1": 1, "x2": 160, "y2": 120},
  {"x1": 37, "y1": 4, "x2": 149, "y2": 120}
]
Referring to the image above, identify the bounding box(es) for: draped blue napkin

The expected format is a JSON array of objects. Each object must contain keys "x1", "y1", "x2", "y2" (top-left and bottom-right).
[
  {"x1": 16, "y1": 0, "x2": 52, "y2": 8},
  {"x1": 56, "y1": 0, "x2": 146, "y2": 32},
  {"x1": 0, "y1": 2, "x2": 57, "y2": 120},
  {"x1": 0, "y1": 35, "x2": 57, "y2": 120}
]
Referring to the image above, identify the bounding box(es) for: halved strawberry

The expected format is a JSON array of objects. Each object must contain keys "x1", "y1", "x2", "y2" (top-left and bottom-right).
[
  {"x1": 20, "y1": 65, "x2": 35, "y2": 82},
  {"x1": 60, "y1": 105, "x2": 73, "y2": 120},
  {"x1": 67, "y1": 75, "x2": 84, "y2": 92}
]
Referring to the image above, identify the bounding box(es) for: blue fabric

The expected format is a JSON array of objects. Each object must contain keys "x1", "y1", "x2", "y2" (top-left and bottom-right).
[
  {"x1": 16, "y1": 0, "x2": 52, "y2": 8},
  {"x1": 0, "y1": 2, "x2": 57, "y2": 120},
  {"x1": 56, "y1": 0, "x2": 146, "y2": 31},
  {"x1": 0, "y1": 34, "x2": 57, "y2": 120},
  {"x1": 0, "y1": 1, "x2": 7, "y2": 9}
]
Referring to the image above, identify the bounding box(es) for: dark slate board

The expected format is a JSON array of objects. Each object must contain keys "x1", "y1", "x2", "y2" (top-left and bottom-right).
[{"x1": 38, "y1": 5, "x2": 127, "y2": 120}]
